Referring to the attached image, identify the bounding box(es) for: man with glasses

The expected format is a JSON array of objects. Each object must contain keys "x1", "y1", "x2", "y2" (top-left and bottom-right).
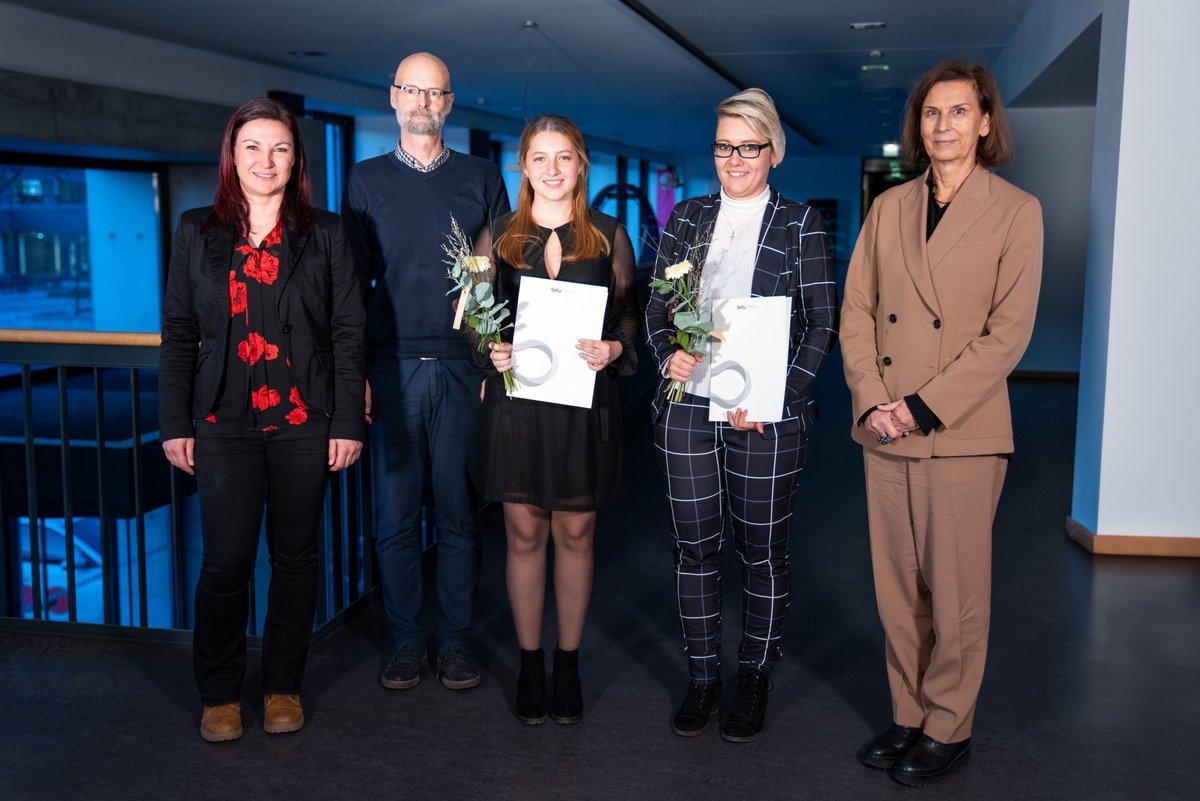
[{"x1": 343, "y1": 52, "x2": 510, "y2": 693}]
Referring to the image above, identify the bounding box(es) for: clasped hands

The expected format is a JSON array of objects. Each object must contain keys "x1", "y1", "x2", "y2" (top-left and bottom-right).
[
  {"x1": 864, "y1": 399, "x2": 918, "y2": 443},
  {"x1": 667, "y1": 350, "x2": 763, "y2": 434}
]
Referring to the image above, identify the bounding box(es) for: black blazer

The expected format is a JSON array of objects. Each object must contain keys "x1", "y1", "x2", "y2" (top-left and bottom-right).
[
  {"x1": 645, "y1": 191, "x2": 838, "y2": 437},
  {"x1": 159, "y1": 206, "x2": 366, "y2": 442}
]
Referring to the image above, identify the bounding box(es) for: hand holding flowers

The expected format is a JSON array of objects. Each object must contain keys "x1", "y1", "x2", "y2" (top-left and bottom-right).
[
  {"x1": 444, "y1": 216, "x2": 517, "y2": 395},
  {"x1": 648, "y1": 233, "x2": 715, "y2": 402}
]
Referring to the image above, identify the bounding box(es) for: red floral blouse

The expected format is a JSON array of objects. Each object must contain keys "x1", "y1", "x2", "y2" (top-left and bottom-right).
[{"x1": 205, "y1": 223, "x2": 311, "y2": 430}]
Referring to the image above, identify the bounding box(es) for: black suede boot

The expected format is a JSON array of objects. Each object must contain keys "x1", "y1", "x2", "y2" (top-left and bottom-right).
[
  {"x1": 515, "y1": 648, "x2": 547, "y2": 725},
  {"x1": 551, "y1": 646, "x2": 582, "y2": 724},
  {"x1": 721, "y1": 666, "x2": 771, "y2": 742}
]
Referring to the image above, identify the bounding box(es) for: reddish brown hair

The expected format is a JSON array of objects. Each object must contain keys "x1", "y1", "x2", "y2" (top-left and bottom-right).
[
  {"x1": 493, "y1": 114, "x2": 608, "y2": 270},
  {"x1": 900, "y1": 60, "x2": 1015, "y2": 168},
  {"x1": 208, "y1": 97, "x2": 314, "y2": 234}
]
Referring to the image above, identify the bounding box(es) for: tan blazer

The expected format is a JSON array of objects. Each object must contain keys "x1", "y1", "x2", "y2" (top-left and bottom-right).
[{"x1": 841, "y1": 166, "x2": 1043, "y2": 458}]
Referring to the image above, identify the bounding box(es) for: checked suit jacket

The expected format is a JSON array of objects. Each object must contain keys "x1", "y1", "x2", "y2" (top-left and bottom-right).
[{"x1": 645, "y1": 191, "x2": 838, "y2": 438}]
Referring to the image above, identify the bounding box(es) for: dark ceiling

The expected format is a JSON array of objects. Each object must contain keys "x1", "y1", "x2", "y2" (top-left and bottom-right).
[{"x1": 12, "y1": 0, "x2": 1040, "y2": 158}]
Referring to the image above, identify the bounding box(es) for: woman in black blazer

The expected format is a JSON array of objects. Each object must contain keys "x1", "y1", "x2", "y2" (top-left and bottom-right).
[
  {"x1": 159, "y1": 98, "x2": 365, "y2": 742},
  {"x1": 646, "y1": 89, "x2": 836, "y2": 743}
]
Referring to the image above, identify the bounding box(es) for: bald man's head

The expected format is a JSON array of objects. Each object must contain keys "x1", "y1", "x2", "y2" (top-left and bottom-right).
[
  {"x1": 394, "y1": 52, "x2": 450, "y2": 86},
  {"x1": 390, "y1": 52, "x2": 454, "y2": 136}
]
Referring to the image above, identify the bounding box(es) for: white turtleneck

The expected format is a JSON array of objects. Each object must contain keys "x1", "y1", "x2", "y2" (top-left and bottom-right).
[{"x1": 685, "y1": 186, "x2": 770, "y2": 399}]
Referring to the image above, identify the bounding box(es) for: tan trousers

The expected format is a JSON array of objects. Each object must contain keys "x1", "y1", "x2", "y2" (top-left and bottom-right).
[{"x1": 864, "y1": 449, "x2": 1008, "y2": 743}]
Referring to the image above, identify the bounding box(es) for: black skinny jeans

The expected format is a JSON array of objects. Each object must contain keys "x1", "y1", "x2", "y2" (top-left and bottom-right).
[{"x1": 192, "y1": 421, "x2": 330, "y2": 705}]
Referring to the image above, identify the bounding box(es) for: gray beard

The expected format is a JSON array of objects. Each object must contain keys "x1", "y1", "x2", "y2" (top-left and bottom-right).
[{"x1": 398, "y1": 108, "x2": 444, "y2": 136}]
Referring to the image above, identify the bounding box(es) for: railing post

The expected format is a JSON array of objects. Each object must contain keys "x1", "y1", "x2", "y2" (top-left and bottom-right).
[
  {"x1": 129, "y1": 368, "x2": 149, "y2": 628},
  {"x1": 21, "y1": 365, "x2": 42, "y2": 620},
  {"x1": 57, "y1": 366, "x2": 77, "y2": 622}
]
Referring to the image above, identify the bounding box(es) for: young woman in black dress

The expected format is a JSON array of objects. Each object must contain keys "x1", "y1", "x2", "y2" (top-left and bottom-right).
[{"x1": 474, "y1": 114, "x2": 637, "y2": 725}]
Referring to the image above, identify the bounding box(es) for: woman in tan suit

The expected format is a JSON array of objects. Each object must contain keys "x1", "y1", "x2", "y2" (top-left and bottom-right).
[{"x1": 841, "y1": 61, "x2": 1042, "y2": 786}]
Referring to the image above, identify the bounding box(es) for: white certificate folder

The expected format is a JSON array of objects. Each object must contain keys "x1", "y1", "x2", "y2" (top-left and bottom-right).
[
  {"x1": 707, "y1": 296, "x2": 791, "y2": 423},
  {"x1": 511, "y1": 276, "x2": 609, "y2": 409}
]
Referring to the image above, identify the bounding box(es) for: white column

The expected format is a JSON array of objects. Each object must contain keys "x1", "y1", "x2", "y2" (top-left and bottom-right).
[{"x1": 1077, "y1": 0, "x2": 1200, "y2": 552}]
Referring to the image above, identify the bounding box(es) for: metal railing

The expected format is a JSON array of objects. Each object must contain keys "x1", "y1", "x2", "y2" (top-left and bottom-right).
[{"x1": 0, "y1": 329, "x2": 377, "y2": 639}]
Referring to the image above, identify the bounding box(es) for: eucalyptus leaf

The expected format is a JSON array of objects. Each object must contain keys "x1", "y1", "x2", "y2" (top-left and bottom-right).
[{"x1": 674, "y1": 310, "x2": 698, "y2": 329}]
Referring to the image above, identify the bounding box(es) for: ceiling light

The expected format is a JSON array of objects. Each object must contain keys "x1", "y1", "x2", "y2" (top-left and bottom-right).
[
  {"x1": 861, "y1": 64, "x2": 890, "y2": 72},
  {"x1": 882, "y1": 142, "x2": 900, "y2": 157},
  {"x1": 869, "y1": 49, "x2": 884, "y2": 58},
  {"x1": 849, "y1": 21, "x2": 886, "y2": 31}
]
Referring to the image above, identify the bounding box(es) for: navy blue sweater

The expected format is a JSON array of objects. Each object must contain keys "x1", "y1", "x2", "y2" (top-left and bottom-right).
[{"x1": 342, "y1": 149, "x2": 510, "y2": 360}]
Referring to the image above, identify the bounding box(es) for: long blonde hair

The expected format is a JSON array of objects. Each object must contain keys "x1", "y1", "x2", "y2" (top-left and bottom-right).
[{"x1": 494, "y1": 114, "x2": 609, "y2": 270}]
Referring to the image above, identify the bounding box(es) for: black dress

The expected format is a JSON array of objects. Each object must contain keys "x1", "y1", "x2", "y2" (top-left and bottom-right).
[{"x1": 475, "y1": 210, "x2": 637, "y2": 511}]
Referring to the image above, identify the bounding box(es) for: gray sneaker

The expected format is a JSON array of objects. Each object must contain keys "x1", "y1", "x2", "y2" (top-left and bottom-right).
[
  {"x1": 381, "y1": 644, "x2": 427, "y2": 690},
  {"x1": 437, "y1": 644, "x2": 481, "y2": 690}
]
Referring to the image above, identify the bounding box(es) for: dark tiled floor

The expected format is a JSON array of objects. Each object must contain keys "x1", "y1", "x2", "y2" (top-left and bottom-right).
[{"x1": 2, "y1": 371, "x2": 1198, "y2": 801}]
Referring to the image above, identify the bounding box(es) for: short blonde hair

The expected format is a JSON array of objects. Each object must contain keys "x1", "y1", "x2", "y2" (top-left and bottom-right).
[{"x1": 716, "y1": 88, "x2": 786, "y2": 164}]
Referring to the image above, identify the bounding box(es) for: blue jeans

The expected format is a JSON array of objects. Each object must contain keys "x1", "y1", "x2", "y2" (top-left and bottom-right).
[{"x1": 369, "y1": 357, "x2": 480, "y2": 647}]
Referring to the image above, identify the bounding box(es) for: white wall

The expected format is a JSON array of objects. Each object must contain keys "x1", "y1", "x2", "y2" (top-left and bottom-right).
[
  {"x1": 996, "y1": 0, "x2": 1200, "y2": 541},
  {"x1": 1096, "y1": 0, "x2": 1200, "y2": 537},
  {"x1": 1003, "y1": 106, "x2": 1095, "y2": 373}
]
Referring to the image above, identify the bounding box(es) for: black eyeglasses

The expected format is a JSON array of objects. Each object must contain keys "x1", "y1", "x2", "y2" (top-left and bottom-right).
[
  {"x1": 393, "y1": 84, "x2": 453, "y2": 100},
  {"x1": 711, "y1": 142, "x2": 771, "y2": 159}
]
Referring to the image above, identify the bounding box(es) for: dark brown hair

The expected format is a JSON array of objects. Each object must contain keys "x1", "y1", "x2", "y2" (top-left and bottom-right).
[
  {"x1": 208, "y1": 97, "x2": 314, "y2": 235},
  {"x1": 900, "y1": 60, "x2": 1014, "y2": 168},
  {"x1": 493, "y1": 114, "x2": 608, "y2": 270}
]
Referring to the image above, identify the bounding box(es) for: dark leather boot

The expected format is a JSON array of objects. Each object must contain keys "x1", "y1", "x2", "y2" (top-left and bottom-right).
[
  {"x1": 551, "y1": 646, "x2": 582, "y2": 724},
  {"x1": 515, "y1": 648, "x2": 547, "y2": 725}
]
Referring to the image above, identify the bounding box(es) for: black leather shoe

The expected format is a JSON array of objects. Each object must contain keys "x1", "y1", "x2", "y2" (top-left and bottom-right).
[
  {"x1": 858, "y1": 723, "x2": 924, "y2": 769},
  {"x1": 720, "y1": 667, "x2": 771, "y2": 743},
  {"x1": 890, "y1": 735, "x2": 972, "y2": 786},
  {"x1": 671, "y1": 680, "x2": 721, "y2": 736}
]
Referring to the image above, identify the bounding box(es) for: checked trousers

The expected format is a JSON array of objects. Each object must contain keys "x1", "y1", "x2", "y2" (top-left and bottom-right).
[{"x1": 654, "y1": 393, "x2": 808, "y2": 683}]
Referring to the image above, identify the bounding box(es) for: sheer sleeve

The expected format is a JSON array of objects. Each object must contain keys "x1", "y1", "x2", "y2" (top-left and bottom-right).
[
  {"x1": 473, "y1": 226, "x2": 493, "y2": 260},
  {"x1": 604, "y1": 223, "x2": 639, "y2": 377}
]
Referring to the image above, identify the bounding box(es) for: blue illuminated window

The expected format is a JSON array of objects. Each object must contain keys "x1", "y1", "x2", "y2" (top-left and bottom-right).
[{"x1": 0, "y1": 161, "x2": 162, "y2": 333}]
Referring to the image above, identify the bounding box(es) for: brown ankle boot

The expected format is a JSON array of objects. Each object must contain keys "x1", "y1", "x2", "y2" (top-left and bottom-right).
[
  {"x1": 263, "y1": 693, "x2": 305, "y2": 734},
  {"x1": 200, "y1": 703, "x2": 243, "y2": 742}
]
